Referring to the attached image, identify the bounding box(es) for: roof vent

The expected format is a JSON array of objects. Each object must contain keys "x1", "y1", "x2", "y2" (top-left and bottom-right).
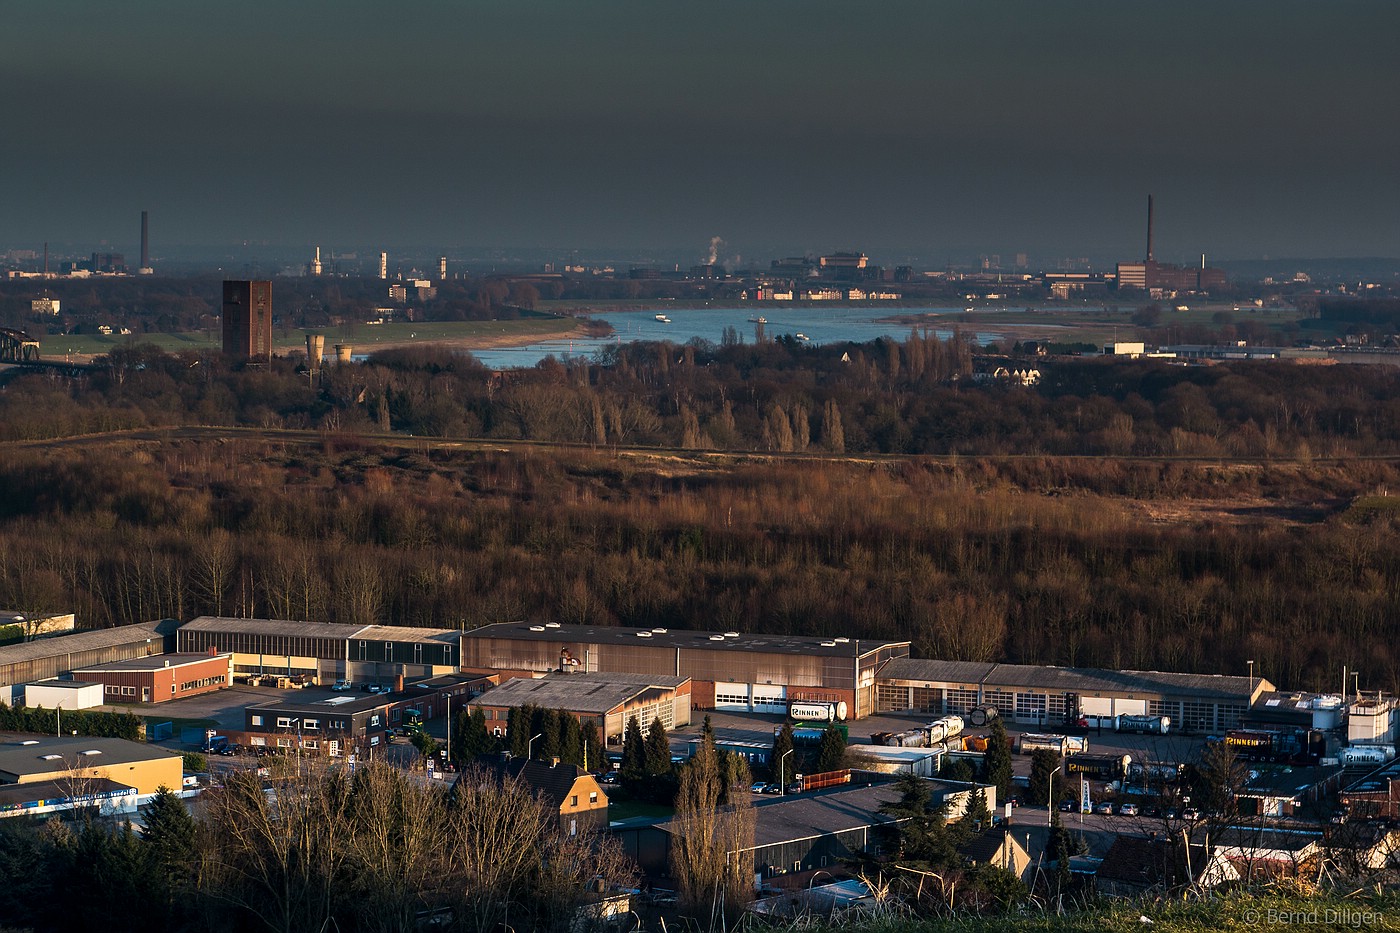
[
  {"x1": 709, "y1": 635, "x2": 725, "y2": 641},
  {"x1": 724, "y1": 632, "x2": 740, "y2": 638},
  {"x1": 529, "y1": 626, "x2": 546, "y2": 632},
  {"x1": 833, "y1": 637, "x2": 850, "y2": 643},
  {"x1": 19, "y1": 740, "x2": 39, "y2": 746},
  {"x1": 545, "y1": 622, "x2": 561, "y2": 628},
  {"x1": 81, "y1": 750, "x2": 102, "y2": 756},
  {"x1": 652, "y1": 628, "x2": 667, "y2": 634},
  {"x1": 40, "y1": 754, "x2": 62, "y2": 761},
  {"x1": 821, "y1": 641, "x2": 837, "y2": 647},
  {"x1": 636, "y1": 631, "x2": 652, "y2": 638}
]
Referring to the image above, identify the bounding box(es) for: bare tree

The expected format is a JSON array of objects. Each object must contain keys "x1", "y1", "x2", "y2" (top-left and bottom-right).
[{"x1": 670, "y1": 735, "x2": 755, "y2": 925}]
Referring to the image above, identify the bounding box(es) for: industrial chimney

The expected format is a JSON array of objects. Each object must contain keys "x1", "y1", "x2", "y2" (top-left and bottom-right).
[
  {"x1": 1145, "y1": 195, "x2": 1155, "y2": 263},
  {"x1": 139, "y1": 210, "x2": 152, "y2": 274},
  {"x1": 311, "y1": 246, "x2": 322, "y2": 277}
]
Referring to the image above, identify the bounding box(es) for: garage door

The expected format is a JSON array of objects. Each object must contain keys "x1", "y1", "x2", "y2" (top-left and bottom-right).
[
  {"x1": 751, "y1": 685, "x2": 787, "y2": 715},
  {"x1": 714, "y1": 682, "x2": 750, "y2": 712}
]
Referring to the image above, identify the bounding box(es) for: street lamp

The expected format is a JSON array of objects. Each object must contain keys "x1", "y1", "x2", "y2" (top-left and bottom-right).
[
  {"x1": 527, "y1": 732, "x2": 543, "y2": 761},
  {"x1": 1047, "y1": 764, "x2": 1062, "y2": 827},
  {"x1": 779, "y1": 748, "x2": 795, "y2": 795}
]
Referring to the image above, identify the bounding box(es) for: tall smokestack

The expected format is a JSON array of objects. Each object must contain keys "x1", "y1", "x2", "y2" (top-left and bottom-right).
[
  {"x1": 1145, "y1": 195, "x2": 1155, "y2": 263},
  {"x1": 140, "y1": 210, "x2": 151, "y2": 272}
]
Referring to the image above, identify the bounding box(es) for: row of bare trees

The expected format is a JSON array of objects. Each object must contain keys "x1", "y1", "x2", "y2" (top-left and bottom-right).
[{"x1": 0, "y1": 760, "x2": 636, "y2": 933}]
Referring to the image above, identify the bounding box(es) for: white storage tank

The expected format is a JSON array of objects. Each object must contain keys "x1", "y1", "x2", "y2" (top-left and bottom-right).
[
  {"x1": 1311, "y1": 695, "x2": 1344, "y2": 731},
  {"x1": 1348, "y1": 698, "x2": 1397, "y2": 745}
]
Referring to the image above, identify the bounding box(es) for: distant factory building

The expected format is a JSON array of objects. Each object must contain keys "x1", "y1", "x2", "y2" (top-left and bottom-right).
[
  {"x1": 175, "y1": 616, "x2": 464, "y2": 685},
  {"x1": 0, "y1": 733, "x2": 183, "y2": 797},
  {"x1": 221, "y1": 280, "x2": 274, "y2": 360},
  {"x1": 1116, "y1": 195, "x2": 1226, "y2": 295},
  {"x1": 874, "y1": 658, "x2": 1268, "y2": 733},
  {"x1": 467, "y1": 672, "x2": 692, "y2": 745},
  {"x1": 0, "y1": 621, "x2": 176, "y2": 697},
  {"x1": 460, "y1": 622, "x2": 909, "y2": 720}
]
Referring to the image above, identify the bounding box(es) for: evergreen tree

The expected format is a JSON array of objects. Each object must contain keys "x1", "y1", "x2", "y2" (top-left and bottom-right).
[
  {"x1": 620, "y1": 715, "x2": 646, "y2": 780},
  {"x1": 581, "y1": 720, "x2": 605, "y2": 773},
  {"x1": 559, "y1": 711, "x2": 583, "y2": 766},
  {"x1": 1028, "y1": 748, "x2": 1060, "y2": 808},
  {"x1": 1046, "y1": 809, "x2": 1076, "y2": 902},
  {"x1": 983, "y1": 716, "x2": 1014, "y2": 801},
  {"x1": 141, "y1": 786, "x2": 198, "y2": 927},
  {"x1": 770, "y1": 723, "x2": 796, "y2": 788},
  {"x1": 644, "y1": 716, "x2": 671, "y2": 777},
  {"x1": 953, "y1": 785, "x2": 991, "y2": 846},
  {"x1": 878, "y1": 773, "x2": 954, "y2": 867},
  {"x1": 701, "y1": 713, "x2": 715, "y2": 741},
  {"x1": 536, "y1": 708, "x2": 561, "y2": 761},
  {"x1": 454, "y1": 708, "x2": 494, "y2": 767},
  {"x1": 815, "y1": 727, "x2": 847, "y2": 773},
  {"x1": 508, "y1": 706, "x2": 531, "y2": 758}
]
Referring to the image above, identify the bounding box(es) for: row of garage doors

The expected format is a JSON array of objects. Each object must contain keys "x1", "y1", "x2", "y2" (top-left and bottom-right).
[{"x1": 713, "y1": 682, "x2": 786, "y2": 715}]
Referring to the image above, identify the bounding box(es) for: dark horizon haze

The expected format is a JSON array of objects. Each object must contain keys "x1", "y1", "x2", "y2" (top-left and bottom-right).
[{"x1": 4, "y1": 1, "x2": 1398, "y2": 266}]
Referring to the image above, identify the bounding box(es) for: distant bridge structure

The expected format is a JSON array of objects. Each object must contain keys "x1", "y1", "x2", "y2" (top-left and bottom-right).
[{"x1": 0, "y1": 327, "x2": 41, "y2": 363}]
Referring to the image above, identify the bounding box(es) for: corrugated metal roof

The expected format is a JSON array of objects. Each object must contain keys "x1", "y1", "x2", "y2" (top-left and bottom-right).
[
  {"x1": 0, "y1": 733, "x2": 179, "y2": 777},
  {"x1": 181, "y1": 616, "x2": 369, "y2": 639},
  {"x1": 355, "y1": 625, "x2": 462, "y2": 645},
  {"x1": 0, "y1": 622, "x2": 166, "y2": 666},
  {"x1": 469, "y1": 672, "x2": 689, "y2": 714},
  {"x1": 879, "y1": 657, "x2": 1260, "y2": 701}
]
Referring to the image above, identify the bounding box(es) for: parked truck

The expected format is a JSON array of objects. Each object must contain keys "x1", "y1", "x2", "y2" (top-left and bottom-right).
[
  {"x1": 871, "y1": 715, "x2": 964, "y2": 749},
  {"x1": 791, "y1": 769, "x2": 852, "y2": 793},
  {"x1": 1015, "y1": 733, "x2": 1087, "y2": 756},
  {"x1": 1115, "y1": 714, "x2": 1171, "y2": 735},
  {"x1": 787, "y1": 700, "x2": 849, "y2": 723}
]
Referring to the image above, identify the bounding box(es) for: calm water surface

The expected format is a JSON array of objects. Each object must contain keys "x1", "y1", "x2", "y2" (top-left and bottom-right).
[{"x1": 468, "y1": 306, "x2": 1010, "y2": 368}]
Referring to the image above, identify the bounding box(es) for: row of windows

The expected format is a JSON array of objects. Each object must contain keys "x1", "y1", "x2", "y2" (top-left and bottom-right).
[
  {"x1": 178, "y1": 676, "x2": 226, "y2": 692},
  {"x1": 104, "y1": 685, "x2": 138, "y2": 696}
]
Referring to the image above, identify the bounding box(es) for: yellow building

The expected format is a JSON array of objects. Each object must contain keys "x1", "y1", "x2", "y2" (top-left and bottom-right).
[{"x1": 0, "y1": 733, "x2": 183, "y2": 797}]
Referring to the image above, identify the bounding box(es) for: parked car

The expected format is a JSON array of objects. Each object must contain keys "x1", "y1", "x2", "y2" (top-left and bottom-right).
[
  {"x1": 1095, "y1": 802, "x2": 1115, "y2": 815},
  {"x1": 763, "y1": 783, "x2": 784, "y2": 795},
  {"x1": 1058, "y1": 799, "x2": 1076, "y2": 812},
  {"x1": 750, "y1": 782, "x2": 769, "y2": 795},
  {"x1": 1163, "y1": 807, "x2": 1179, "y2": 820},
  {"x1": 1145, "y1": 805, "x2": 1162, "y2": 818},
  {"x1": 1182, "y1": 808, "x2": 1201, "y2": 821},
  {"x1": 1118, "y1": 803, "x2": 1139, "y2": 816},
  {"x1": 331, "y1": 680, "x2": 352, "y2": 691},
  {"x1": 600, "y1": 771, "x2": 618, "y2": 785}
]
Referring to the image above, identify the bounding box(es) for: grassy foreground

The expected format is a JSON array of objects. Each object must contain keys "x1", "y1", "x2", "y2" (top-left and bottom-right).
[{"x1": 784, "y1": 889, "x2": 1400, "y2": 932}]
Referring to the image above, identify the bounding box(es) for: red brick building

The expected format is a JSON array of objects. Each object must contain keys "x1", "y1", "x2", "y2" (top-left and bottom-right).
[{"x1": 69, "y1": 652, "x2": 233, "y2": 705}]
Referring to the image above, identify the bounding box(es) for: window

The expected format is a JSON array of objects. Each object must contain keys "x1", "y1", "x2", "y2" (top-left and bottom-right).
[
  {"x1": 570, "y1": 795, "x2": 579, "y2": 807},
  {"x1": 251, "y1": 715, "x2": 264, "y2": 727},
  {"x1": 276, "y1": 738, "x2": 292, "y2": 748},
  {"x1": 250, "y1": 737, "x2": 266, "y2": 746},
  {"x1": 277, "y1": 717, "x2": 294, "y2": 729},
  {"x1": 303, "y1": 719, "x2": 319, "y2": 731},
  {"x1": 122, "y1": 686, "x2": 136, "y2": 696},
  {"x1": 589, "y1": 792, "x2": 598, "y2": 804},
  {"x1": 171, "y1": 684, "x2": 176, "y2": 694},
  {"x1": 105, "y1": 685, "x2": 121, "y2": 695},
  {"x1": 301, "y1": 740, "x2": 318, "y2": 750}
]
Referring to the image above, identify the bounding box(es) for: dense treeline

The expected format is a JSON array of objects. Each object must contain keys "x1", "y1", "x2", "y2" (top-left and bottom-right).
[
  {"x1": 0, "y1": 704, "x2": 143, "y2": 740},
  {"x1": 11, "y1": 333, "x2": 1400, "y2": 460},
  {"x1": 0, "y1": 762, "x2": 634, "y2": 933},
  {"x1": 0, "y1": 436, "x2": 1398, "y2": 696}
]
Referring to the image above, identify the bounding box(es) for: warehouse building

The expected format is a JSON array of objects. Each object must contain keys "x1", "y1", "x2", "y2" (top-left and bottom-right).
[
  {"x1": 468, "y1": 672, "x2": 692, "y2": 745},
  {"x1": 0, "y1": 621, "x2": 177, "y2": 691},
  {"x1": 460, "y1": 622, "x2": 909, "y2": 720},
  {"x1": 874, "y1": 658, "x2": 1268, "y2": 733},
  {"x1": 235, "y1": 694, "x2": 395, "y2": 755},
  {"x1": 176, "y1": 617, "x2": 365, "y2": 683},
  {"x1": 618, "y1": 779, "x2": 995, "y2": 879},
  {"x1": 176, "y1": 617, "x2": 464, "y2": 685},
  {"x1": 0, "y1": 733, "x2": 183, "y2": 797},
  {"x1": 68, "y1": 652, "x2": 233, "y2": 705}
]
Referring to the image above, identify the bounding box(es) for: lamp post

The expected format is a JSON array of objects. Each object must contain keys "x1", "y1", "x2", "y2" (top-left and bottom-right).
[
  {"x1": 1047, "y1": 764, "x2": 1062, "y2": 827},
  {"x1": 445, "y1": 694, "x2": 452, "y2": 768},
  {"x1": 780, "y1": 748, "x2": 794, "y2": 795},
  {"x1": 527, "y1": 732, "x2": 543, "y2": 761},
  {"x1": 1247, "y1": 659, "x2": 1255, "y2": 699}
]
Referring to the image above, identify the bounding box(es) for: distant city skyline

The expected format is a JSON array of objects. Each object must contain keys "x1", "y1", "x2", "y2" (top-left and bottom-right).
[{"x1": 4, "y1": 2, "x2": 1398, "y2": 262}]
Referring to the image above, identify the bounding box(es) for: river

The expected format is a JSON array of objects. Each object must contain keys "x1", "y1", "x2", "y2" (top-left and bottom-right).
[{"x1": 466, "y1": 306, "x2": 1009, "y2": 368}]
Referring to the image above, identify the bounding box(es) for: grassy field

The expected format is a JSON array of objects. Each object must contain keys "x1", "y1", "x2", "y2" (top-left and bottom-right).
[{"x1": 39, "y1": 316, "x2": 583, "y2": 359}]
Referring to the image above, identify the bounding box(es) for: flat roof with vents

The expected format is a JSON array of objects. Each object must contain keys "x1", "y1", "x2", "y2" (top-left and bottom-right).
[
  {"x1": 464, "y1": 623, "x2": 907, "y2": 659},
  {"x1": 0, "y1": 733, "x2": 180, "y2": 781}
]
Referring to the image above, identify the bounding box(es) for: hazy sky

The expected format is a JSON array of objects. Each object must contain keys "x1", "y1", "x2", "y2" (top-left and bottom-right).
[{"x1": 4, "y1": 1, "x2": 1397, "y2": 263}]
